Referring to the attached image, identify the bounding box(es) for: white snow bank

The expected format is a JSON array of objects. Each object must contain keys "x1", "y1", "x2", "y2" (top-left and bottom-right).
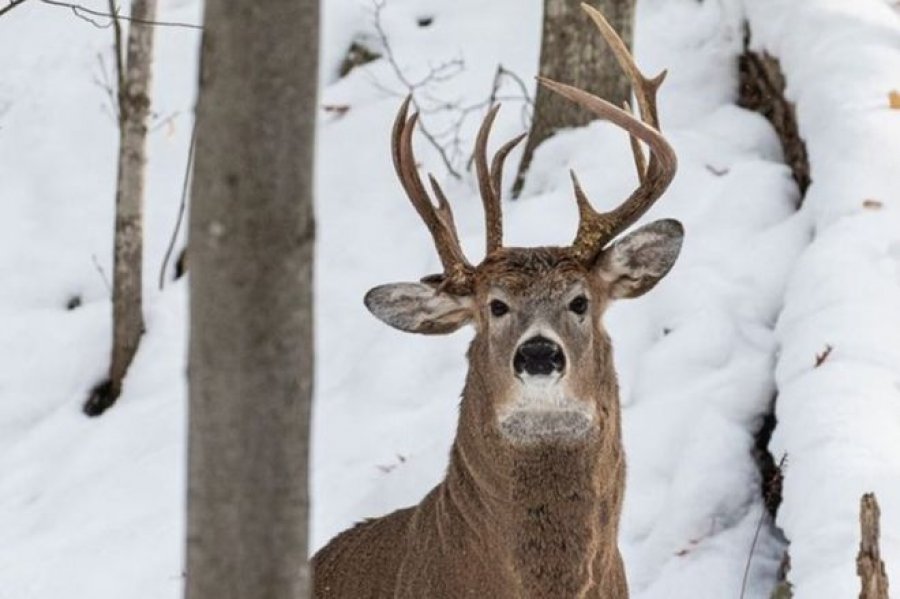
[{"x1": 744, "y1": 1, "x2": 900, "y2": 596}]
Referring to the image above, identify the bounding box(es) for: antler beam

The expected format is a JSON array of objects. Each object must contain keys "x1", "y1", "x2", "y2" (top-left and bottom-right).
[
  {"x1": 538, "y1": 2, "x2": 678, "y2": 264},
  {"x1": 391, "y1": 97, "x2": 474, "y2": 291}
]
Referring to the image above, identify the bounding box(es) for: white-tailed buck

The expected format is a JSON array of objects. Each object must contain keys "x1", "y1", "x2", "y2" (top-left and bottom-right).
[{"x1": 314, "y1": 5, "x2": 681, "y2": 598}]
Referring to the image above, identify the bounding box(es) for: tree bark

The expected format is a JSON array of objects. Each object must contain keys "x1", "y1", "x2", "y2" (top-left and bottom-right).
[
  {"x1": 513, "y1": 0, "x2": 634, "y2": 196},
  {"x1": 185, "y1": 0, "x2": 318, "y2": 597},
  {"x1": 85, "y1": 0, "x2": 156, "y2": 416},
  {"x1": 737, "y1": 24, "x2": 810, "y2": 198},
  {"x1": 857, "y1": 493, "x2": 890, "y2": 599}
]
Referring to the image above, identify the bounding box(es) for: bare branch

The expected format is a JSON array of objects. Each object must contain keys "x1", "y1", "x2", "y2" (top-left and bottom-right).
[
  {"x1": 69, "y1": 2, "x2": 112, "y2": 27},
  {"x1": 366, "y1": 0, "x2": 531, "y2": 179},
  {"x1": 92, "y1": 51, "x2": 120, "y2": 122},
  {"x1": 0, "y1": 0, "x2": 31, "y2": 18},
  {"x1": 159, "y1": 118, "x2": 196, "y2": 290},
  {"x1": 40, "y1": 0, "x2": 201, "y2": 29},
  {"x1": 370, "y1": 0, "x2": 461, "y2": 178}
]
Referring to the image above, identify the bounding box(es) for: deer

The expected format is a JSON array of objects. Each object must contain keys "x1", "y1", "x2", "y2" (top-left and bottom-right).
[{"x1": 313, "y1": 5, "x2": 681, "y2": 598}]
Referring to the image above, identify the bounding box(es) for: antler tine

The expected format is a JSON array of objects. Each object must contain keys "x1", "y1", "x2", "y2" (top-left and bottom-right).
[
  {"x1": 539, "y1": 76, "x2": 676, "y2": 261},
  {"x1": 582, "y1": 3, "x2": 661, "y2": 130},
  {"x1": 536, "y1": 4, "x2": 677, "y2": 263},
  {"x1": 427, "y1": 174, "x2": 464, "y2": 250},
  {"x1": 474, "y1": 106, "x2": 527, "y2": 254},
  {"x1": 391, "y1": 97, "x2": 473, "y2": 288},
  {"x1": 474, "y1": 106, "x2": 503, "y2": 254},
  {"x1": 623, "y1": 101, "x2": 647, "y2": 184},
  {"x1": 490, "y1": 132, "x2": 527, "y2": 211}
]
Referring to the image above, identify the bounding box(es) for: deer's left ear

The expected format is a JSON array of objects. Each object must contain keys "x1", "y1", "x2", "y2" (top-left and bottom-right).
[{"x1": 592, "y1": 219, "x2": 684, "y2": 299}]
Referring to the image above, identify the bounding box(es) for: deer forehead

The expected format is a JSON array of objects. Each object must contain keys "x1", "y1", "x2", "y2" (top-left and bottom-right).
[{"x1": 474, "y1": 247, "x2": 588, "y2": 297}]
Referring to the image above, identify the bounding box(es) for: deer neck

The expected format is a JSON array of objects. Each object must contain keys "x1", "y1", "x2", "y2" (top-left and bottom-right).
[{"x1": 435, "y1": 370, "x2": 625, "y2": 597}]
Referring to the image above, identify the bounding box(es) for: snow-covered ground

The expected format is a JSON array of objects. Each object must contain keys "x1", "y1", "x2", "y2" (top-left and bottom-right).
[{"x1": 0, "y1": 0, "x2": 898, "y2": 598}]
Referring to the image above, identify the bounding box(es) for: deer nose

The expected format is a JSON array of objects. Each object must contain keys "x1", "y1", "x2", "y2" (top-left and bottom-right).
[{"x1": 514, "y1": 336, "x2": 566, "y2": 377}]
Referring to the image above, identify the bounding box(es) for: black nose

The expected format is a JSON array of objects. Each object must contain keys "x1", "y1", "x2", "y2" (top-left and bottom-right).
[{"x1": 514, "y1": 335, "x2": 566, "y2": 377}]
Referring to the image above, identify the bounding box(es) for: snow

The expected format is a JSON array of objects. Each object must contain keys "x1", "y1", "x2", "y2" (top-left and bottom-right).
[
  {"x1": 0, "y1": 0, "x2": 897, "y2": 597},
  {"x1": 744, "y1": 1, "x2": 900, "y2": 596}
]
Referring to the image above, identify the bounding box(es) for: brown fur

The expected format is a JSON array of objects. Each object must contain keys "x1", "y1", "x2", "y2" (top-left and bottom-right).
[
  {"x1": 314, "y1": 248, "x2": 632, "y2": 598},
  {"x1": 320, "y1": 9, "x2": 683, "y2": 587}
]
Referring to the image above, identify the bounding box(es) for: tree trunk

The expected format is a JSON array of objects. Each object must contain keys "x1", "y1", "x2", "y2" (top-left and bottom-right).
[
  {"x1": 185, "y1": 0, "x2": 318, "y2": 597},
  {"x1": 857, "y1": 493, "x2": 890, "y2": 599},
  {"x1": 85, "y1": 0, "x2": 157, "y2": 416},
  {"x1": 513, "y1": 0, "x2": 634, "y2": 197}
]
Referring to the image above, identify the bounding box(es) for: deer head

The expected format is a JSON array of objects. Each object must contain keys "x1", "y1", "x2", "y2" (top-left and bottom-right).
[{"x1": 365, "y1": 6, "x2": 681, "y2": 448}]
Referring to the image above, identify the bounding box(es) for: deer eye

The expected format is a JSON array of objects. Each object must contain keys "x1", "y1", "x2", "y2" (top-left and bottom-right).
[
  {"x1": 489, "y1": 299, "x2": 510, "y2": 317},
  {"x1": 568, "y1": 295, "x2": 588, "y2": 315}
]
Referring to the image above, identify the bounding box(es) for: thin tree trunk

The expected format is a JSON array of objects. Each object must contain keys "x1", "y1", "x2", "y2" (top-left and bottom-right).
[
  {"x1": 513, "y1": 0, "x2": 634, "y2": 197},
  {"x1": 85, "y1": 0, "x2": 156, "y2": 416},
  {"x1": 185, "y1": 0, "x2": 318, "y2": 597}
]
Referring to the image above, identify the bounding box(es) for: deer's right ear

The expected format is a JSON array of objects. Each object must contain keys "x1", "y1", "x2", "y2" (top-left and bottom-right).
[{"x1": 364, "y1": 283, "x2": 474, "y2": 335}]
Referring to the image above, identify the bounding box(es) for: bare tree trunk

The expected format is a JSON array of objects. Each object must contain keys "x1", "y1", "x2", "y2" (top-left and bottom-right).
[
  {"x1": 85, "y1": 0, "x2": 157, "y2": 416},
  {"x1": 857, "y1": 493, "x2": 890, "y2": 599},
  {"x1": 185, "y1": 0, "x2": 318, "y2": 597},
  {"x1": 513, "y1": 0, "x2": 634, "y2": 197}
]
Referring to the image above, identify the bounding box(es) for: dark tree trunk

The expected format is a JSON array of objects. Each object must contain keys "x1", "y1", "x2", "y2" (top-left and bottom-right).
[
  {"x1": 185, "y1": 0, "x2": 318, "y2": 597},
  {"x1": 513, "y1": 0, "x2": 634, "y2": 196}
]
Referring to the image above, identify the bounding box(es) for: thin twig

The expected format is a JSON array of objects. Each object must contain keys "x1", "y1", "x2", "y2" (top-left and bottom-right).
[
  {"x1": 92, "y1": 51, "x2": 119, "y2": 122},
  {"x1": 40, "y1": 0, "x2": 201, "y2": 29},
  {"x1": 67, "y1": 2, "x2": 111, "y2": 27},
  {"x1": 149, "y1": 110, "x2": 181, "y2": 133},
  {"x1": 366, "y1": 0, "x2": 531, "y2": 179},
  {"x1": 371, "y1": 0, "x2": 461, "y2": 178},
  {"x1": 159, "y1": 118, "x2": 196, "y2": 290},
  {"x1": 739, "y1": 454, "x2": 788, "y2": 599},
  {"x1": 0, "y1": 0, "x2": 31, "y2": 18},
  {"x1": 91, "y1": 254, "x2": 112, "y2": 295},
  {"x1": 498, "y1": 65, "x2": 535, "y2": 128}
]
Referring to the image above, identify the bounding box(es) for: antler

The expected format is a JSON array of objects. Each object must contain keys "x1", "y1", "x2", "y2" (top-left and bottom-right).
[
  {"x1": 538, "y1": 3, "x2": 677, "y2": 264},
  {"x1": 392, "y1": 96, "x2": 474, "y2": 292},
  {"x1": 473, "y1": 106, "x2": 526, "y2": 254},
  {"x1": 391, "y1": 96, "x2": 526, "y2": 290}
]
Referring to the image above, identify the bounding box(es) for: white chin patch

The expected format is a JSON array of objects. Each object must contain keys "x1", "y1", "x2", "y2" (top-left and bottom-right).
[{"x1": 497, "y1": 377, "x2": 595, "y2": 445}]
